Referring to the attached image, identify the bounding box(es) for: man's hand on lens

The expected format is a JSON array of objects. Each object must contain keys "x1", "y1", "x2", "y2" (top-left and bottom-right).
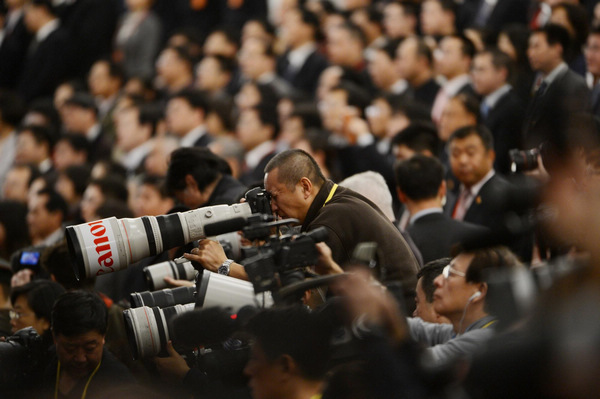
[
  {"x1": 183, "y1": 239, "x2": 227, "y2": 273},
  {"x1": 153, "y1": 340, "x2": 190, "y2": 382},
  {"x1": 163, "y1": 276, "x2": 195, "y2": 287}
]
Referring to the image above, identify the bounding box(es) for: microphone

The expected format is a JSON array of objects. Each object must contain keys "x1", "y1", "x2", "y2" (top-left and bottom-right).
[{"x1": 204, "y1": 217, "x2": 247, "y2": 237}]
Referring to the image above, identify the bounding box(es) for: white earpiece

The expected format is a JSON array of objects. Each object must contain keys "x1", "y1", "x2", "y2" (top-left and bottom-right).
[{"x1": 468, "y1": 291, "x2": 482, "y2": 301}]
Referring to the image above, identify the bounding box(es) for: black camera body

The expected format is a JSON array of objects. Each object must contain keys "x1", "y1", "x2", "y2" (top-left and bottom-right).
[
  {"x1": 0, "y1": 327, "x2": 46, "y2": 387},
  {"x1": 509, "y1": 147, "x2": 540, "y2": 173}
]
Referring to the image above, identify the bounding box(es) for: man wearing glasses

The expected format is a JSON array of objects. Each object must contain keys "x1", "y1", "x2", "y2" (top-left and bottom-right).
[{"x1": 406, "y1": 246, "x2": 522, "y2": 366}]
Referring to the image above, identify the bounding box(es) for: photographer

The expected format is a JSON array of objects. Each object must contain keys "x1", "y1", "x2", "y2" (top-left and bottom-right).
[
  {"x1": 185, "y1": 149, "x2": 420, "y2": 309},
  {"x1": 41, "y1": 291, "x2": 136, "y2": 397}
]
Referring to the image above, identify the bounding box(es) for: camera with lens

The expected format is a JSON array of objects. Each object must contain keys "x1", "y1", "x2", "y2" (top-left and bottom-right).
[
  {"x1": 509, "y1": 147, "x2": 540, "y2": 173},
  {"x1": 0, "y1": 327, "x2": 45, "y2": 387}
]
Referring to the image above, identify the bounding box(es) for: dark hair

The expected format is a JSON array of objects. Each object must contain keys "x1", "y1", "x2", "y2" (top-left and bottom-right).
[
  {"x1": 448, "y1": 124, "x2": 494, "y2": 151},
  {"x1": 166, "y1": 45, "x2": 195, "y2": 68},
  {"x1": 246, "y1": 306, "x2": 332, "y2": 381},
  {"x1": 461, "y1": 246, "x2": 522, "y2": 284},
  {"x1": 17, "y1": 124, "x2": 56, "y2": 149},
  {"x1": 252, "y1": 102, "x2": 280, "y2": 138},
  {"x1": 411, "y1": 36, "x2": 434, "y2": 66},
  {"x1": 395, "y1": 154, "x2": 444, "y2": 200},
  {"x1": 417, "y1": 258, "x2": 450, "y2": 303},
  {"x1": 27, "y1": 99, "x2": 62, "y2": 135},
  {"x1": 478, "y1": 47, "x2": 514, "y2": 81},
  {"x1": 245, "y1": 18, "x2": 276, "y2": 38},
  {"x1": 61, "y1": 165, "x2": 91, "y2": 198},
  {"x1": 296, "y1": 7, "x2": 321, "y2": 39},
  {"x1": 11, "y1": 280, "x2": 66, "y2": 327},
  {"x1": 0, "y1": 91, "x2": 25, "y2": 127},
  {"x1": 451, "y1": 92, "x2": 481, "y2": 124},
  {"x1": 95, "y1": 199, "x2": 134, "y2": 219},
  {"x1": 206, "y1": 54, "x2": 236, "y2": 74},
  {"x1": 392, "y1": 122, "x2": 441, "y2": 156},
  {"x1": 93, "y1": 58, "x2": 125, "y2": 82},
  {"x1": 37, "y1": 187, "x2": 68, "y2": 219},
  {"x1": 57, "y1": 133, "x2": 90, "y2": 158},
  {"x1": 51, "y1": 291, "x2": 108, "y2": 336},
  {"x1": 265, "y1": 149, "x2": 326, "y2": 189},
  {"x1": 290, "y1": 103, "x2": 323, "y2": 130},
  {"x1": 378, "y1": 38, "x2": 402, "y2": 60},
  {"x1": 337, "y1": 21, "x2": 367, "y2": 47},
  {"x1": 451, "y1": 33, "x2": 476, "y2": 59},
  {"x1": 171, "y1": 88, "x2": 208, "y2": 113},
  {"x1": 89, "y1": 176, "x2": 129, "y2": 203},
  {"x1": 500, "y1": 24, "x2": 532, "y2": 68},
  {"x1": 11, "y1": 162, "x2": 41, "y2": 188},
  {"x1": 0, "y1": 200, "x2": 30, "y2": 259},
  {"x1": 534, "y1": 23, "x2": 571, "y2": 61},
  {"x1": 331, "y1": 81, "x2": 372, "y2": 116},
  {"x1": 141, "y1": 175, "x2": 170, "y2": 198},
  {"x1": 166, "y1": 147, "x2": 231, "y2": 193},
  {"x1": 42, "y1": 240, "x2": 94, "y2": 290}
]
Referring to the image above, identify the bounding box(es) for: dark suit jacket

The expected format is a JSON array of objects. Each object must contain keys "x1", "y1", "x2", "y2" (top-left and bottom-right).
[
  {"x1": 407, "y1": 212, "x2": 489, "y2": 264},
  {"x1": 483, "y1": 88, "x2": 525, "y2": 174},
  {"x1": 89, "y1": 128, "x2": 114, "y2": 163},
  {"x1": 0, "y1": 14, "x2": 32, "y2": 89},
  {"x1": 193, "y1": 132, "x2": 214, "y2": 148},
  {"x1": 459, "y1": 0, "x2": 531, "y2": 31},
  {"x1": 17, "y1": 27, "x2": 72, "y2": 102},
  {"x1": 523, "y1": 67, "x2": 590, "y2": 148},
  {"x1": 413, "y1": 78, "x2": 440, "y2": 111},
  {"x1": 277, "y1": 49, "x2": 329, "y2": 96},
  {"x1": 240, "y1": 151, "x2": 276, "y2": 187}
]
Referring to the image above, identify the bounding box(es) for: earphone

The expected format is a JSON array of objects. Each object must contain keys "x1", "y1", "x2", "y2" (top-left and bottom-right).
[{"x1": 468, "y1": 291, "x2": 482, "y2": 301}]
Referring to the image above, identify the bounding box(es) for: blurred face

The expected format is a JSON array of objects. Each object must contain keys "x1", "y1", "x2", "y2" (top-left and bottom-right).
[
  {"x1": 244, "y1": 341, "x2": 282, "y2": 399},
  {"x1": 433, "y1": 253, "x2": 478, "y2": 318},
  {"x1": 115, "y1": 107, "x2": 148, "y2": 152},
  {"x1": 327, "y1": 26, "x2": 361, "y2": 67},
  {"x1": 368, "y1": 50, "x2": 397, "y2": 90},
  {"x1": 449, "y1": 133, "x2": 495, "y2": 188},
  {"x1": 156, "y1": 48, "x2": 184, "y2": 83},
  {"x1": 280, "y1": 116, "x2": 304, "y2": 147},
  {"x1": 80, "y1": 184, "x2": 104, "y2": 222},
  {"x1": 55, "y1": 174, "x2": 77, "y2": 204},
  {"x1": 88, "y1": 61, "x2": 118, "y2": 98},
  {"x1": 54, "y1": 330, "x2": 105, "y2": 380},
  {"x1": 27, "y1": 193, "x2": 60, "y2": 240},
  {"x1": 235, "y1": 83, "x2": 262, "y2": 111},
  {"x1": 242, "y1": 20, "x2": 270, "y2": 44},
  {"x1": 53, "y1": 140, "x2": 86, "y2": 171},
  {"x1": 366, "y1": 98, "x2": 391, "y2": 138},
  {"x1": 471, "y1": 53, "x2": 506, "y2": 96},
  {"x1": 393, "y1": 143, "x2": 417, "y2": 162},
  {"x1": 54, "y1": 83, "x2": 75, "y2": 112},
  {"x1": 497, "y1": 33, "x2": 517, "y2": 60},
  {"x1": 384, "y1": 3, "x2": 414, "y2": 38},
  {"x1": 396, "y1": 37, "x2": 420, "y2": 82},
  {"x1": 62, "y1": 105, "x2": 94, "y2": 133},
  {"x1": 15, "y1": 130, "x2": 47, "y2": 164},
  {"x1": 144, "y1": 138, "x2": 178, "y2": 177},
  {"x1": 319, "y1": 89, "x2": 348, "y2": 132},
  {"x1": 316, "y1": 66, "x2": 343, "y2": 101},
  {"x1": 239, "y1": 39, "x2": 270, "y2": 80},
  {"x1": 585, "y1": 34, "x2": 600, "y2": 78},
  {"x1": 281, "y1": 9, "x2": 310, "y2": 48},
  {"x1": 264, "y1": 168, "x2": 309, "y2": 222},
  {"x1": 166, "y1": 97, "x2": 202, "y2": 136},
  {"x1": 195, "y1": 57, "x2": 228, "y2": 92},
  {"x1": 439, "y1": 97, "x2": 477, "y2": 141},
  {"x1": 10, "y1": 294, "x2": 50, "y2": 335},
  {"x1": 528, "y1": 32, "x2": 561, "y2": 74},
  {"x1": 420, "y1": 0, "x2": 446, "y2": 36},
  {"x1": 237, "y1": 109, "x2": 270, "y2": 151},
  {"x1": 134, "y1": 184, "x2": 173, "y2": 217},
  {"x1": 413, "y1": 278, "x2": 440, "y2": 323},
  {"x1": 204, "y1": 32, "x2": 237, "y2": 57},
  {"x1": 435, "y1": 37, "x2": 469, "y2": 79}
]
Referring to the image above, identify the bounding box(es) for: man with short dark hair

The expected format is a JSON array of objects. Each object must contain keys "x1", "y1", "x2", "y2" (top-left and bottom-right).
[
  {"x1": 166, "y1": 147, "x2": 246, "y2": 208},
  {"x1": 114, "y1": 102, "x2": 159, "y2": 175},
  {"x1": 244, "y1": 306, "x2": 332, "y2": 399},
  {"x1": 27, "y1": 187, "x2": 66, "y2": 246},
  {"x1": 166, "y1": 88, "x2": 214, "y2": 148},
  {"x1": 396, "y1": 154, "x2": 488, "y2": 263},
  {"x1": 14, "y1": 124, "x2": 54, "y2": 174},
  {"x1": 472, "y1": 48, "x2": 524, "y2": 174},
  {"x1": 414, "y1": 258, "x2": 451, "y2": 324},
  {"x1": 43, "y1": 291, "x2": 136, "y2": 397},
  {"x1": 524, "y1": 23, "x2": 590, "y2": 148},
  {"x1": 391, "y1": 122, "x2": 441, "y2": 161}
]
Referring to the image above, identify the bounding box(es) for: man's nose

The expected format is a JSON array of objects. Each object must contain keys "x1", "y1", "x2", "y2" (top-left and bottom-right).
[{"x1": 433, "y1": 274, "x2": 443, "y2": 288}]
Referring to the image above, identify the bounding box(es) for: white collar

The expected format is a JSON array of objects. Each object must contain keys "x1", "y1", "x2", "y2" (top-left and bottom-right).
[
  {"x1": 180, "y1": 125, "x2": 207, "y2": 148},
  {"x1": 483, "y1": 84, "x2": 511, "y2": 108},
  {"x1": 86, "y1": 124, "x2": 101, "y2": 142},
  {"x1": 121, "y1": 140, "x2": 153, "y2": 172},
  {"x1": 36, "y1": 18, "x2": 60, "y2": 42},
  {"x1": 38, "y1": 158, "x2": 53, "y2": 174},
  {"x1": 245, "y1": 140, "x2": 275, "y2": 170},
  {"x1": 391, "y1": 79, "x2": 409, "y2": 95},
  {"x1": 444, "y1": 74, "x2": 471, "y2": 96},
  {"x1": 288, "y1": 42, "x2": 317, "y2": 70},
  {"x1": 542, "y1": 62, "x2": 568, "y2": 85}
]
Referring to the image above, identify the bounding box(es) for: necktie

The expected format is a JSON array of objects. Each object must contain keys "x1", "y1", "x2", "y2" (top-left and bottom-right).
[
  {"x1": 480, "y1": 102, "x2": 490, "y2": 120},
  {"x1": 431, "y1": 87, "x2": 447, "y2": 125},
  {"x1": 452, "y1": 188, "x2": 472, "y2": 221}
]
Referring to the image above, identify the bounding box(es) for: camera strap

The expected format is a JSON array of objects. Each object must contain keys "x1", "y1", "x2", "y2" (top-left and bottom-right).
[
  {"x1": 323, "y1": 184, "x2": 338, "y2": 207},
  {"x1": 54, "y1": 359, "x2": 102, "y2": 399}
]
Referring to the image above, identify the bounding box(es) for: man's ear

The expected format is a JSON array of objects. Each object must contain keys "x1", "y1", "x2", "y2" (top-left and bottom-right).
[
  {"x1": 299, "y1": 177, "x2": 313, "y2": 199},
  {"x1": 184, "y1": 174, "x2": 198, "y2": 192},
  {"x1": 278, "y1": 354, "x2": 298, "y2": 377},
  {"x1": 396, "y1": 187, "x2": 407, "y2": 203}
]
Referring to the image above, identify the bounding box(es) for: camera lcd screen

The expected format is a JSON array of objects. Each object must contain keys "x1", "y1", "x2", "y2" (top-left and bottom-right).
[{"x1": 20, "y1": 251, "x2": 41, "y2": 265}]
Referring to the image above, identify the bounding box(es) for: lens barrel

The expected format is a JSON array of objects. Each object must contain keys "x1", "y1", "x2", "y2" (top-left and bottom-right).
[
  {"x1": 130, "y1": 286, "x2": 196, "y2": 308},
  {"x1": 144, "y1": 261, "x2": 197, "y2": 291}
]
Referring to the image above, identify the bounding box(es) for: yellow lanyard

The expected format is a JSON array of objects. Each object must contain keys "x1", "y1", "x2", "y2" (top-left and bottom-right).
[
  {"x1": 481, "y1": 320, "x2": 498, "y2": 329},
  {"x1": 54, "y1": 359, "x2": 102, "y2": 399},
  {"x1": 323, "y1": 184, "x2": 338, "y2": 207}
]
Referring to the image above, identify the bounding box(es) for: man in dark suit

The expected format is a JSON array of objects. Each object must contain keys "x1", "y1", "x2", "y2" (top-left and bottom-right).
[
  {"x1": 459, "y1": 0, "x2": 531, "y2": 32},
  {"x1": 395, "y1": 154, "x2": 487, "y2": 264},
  {"x1": 0, "y1": 0, "x2": 32, "y2": 89},
  {"x1": 166, "y1": 89, "x2": 214, "y2": 148},
  {"x1": 396, "y1": 36, "x2": 440, "y2": 111},
  {"x1": 277, "y1": 7, "x2": 328, "y2": 97},
  {"x1": 523, "y1": 24, "x2": 590, "y2": 149},
  {"x1": 472, "y1": 48, "x2": 524, "y2": 174},
  {"x1": 584, "y1": 26, "x2": 600, "y2": 119},
  {"x1": 18, "y1": 0, "x2": 72, "y2": 102}
]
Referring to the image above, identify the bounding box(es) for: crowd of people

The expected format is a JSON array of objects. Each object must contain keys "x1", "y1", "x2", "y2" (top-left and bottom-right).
[{"x1": 2, "y1": 0, "x2": 600, "y2": 398}]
